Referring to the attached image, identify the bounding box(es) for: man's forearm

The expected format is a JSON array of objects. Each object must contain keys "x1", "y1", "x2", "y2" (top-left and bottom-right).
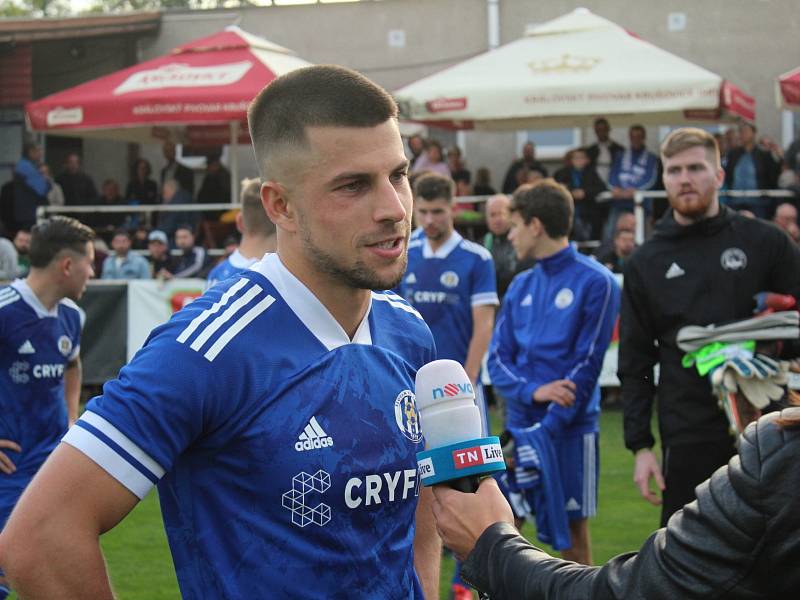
[
  {"x1": 64, "y1": 360, "x2": 81, "y2": 426},
  {"x1": 413, "y1": 486, "x2": 441, "y2": 600},
  {"x1": 464, "y1": 320, "x2": 493, "y2": 383}
]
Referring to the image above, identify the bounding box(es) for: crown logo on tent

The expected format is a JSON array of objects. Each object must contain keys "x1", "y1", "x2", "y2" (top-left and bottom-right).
[{"x1": 528, "y1": 54, "x2": 601, "y2": 74}]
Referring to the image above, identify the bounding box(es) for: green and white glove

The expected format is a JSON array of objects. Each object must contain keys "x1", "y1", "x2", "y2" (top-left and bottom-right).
[{"x1": 710, "y1": 353, "x2": 788, "y2": 409}]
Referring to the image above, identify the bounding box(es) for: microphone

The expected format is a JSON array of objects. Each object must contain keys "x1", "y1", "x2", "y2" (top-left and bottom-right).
[{"x1": 414, "y1": 359, "x2": 506, "y2": 493}]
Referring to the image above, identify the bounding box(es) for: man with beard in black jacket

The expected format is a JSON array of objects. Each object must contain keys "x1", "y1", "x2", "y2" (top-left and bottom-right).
[{"x1": 619, "y1": 127, "x2": 800, "y2": 527}]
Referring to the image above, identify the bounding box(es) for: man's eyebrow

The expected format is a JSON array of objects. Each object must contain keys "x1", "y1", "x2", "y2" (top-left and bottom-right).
[{"x1": 327, "y1": 160, "x2": 410, "y2": 186}]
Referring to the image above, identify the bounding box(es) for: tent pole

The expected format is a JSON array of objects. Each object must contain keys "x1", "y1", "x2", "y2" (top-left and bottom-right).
[{"x1": 230, "y1": 121, "x2": 240, "y2": 204}]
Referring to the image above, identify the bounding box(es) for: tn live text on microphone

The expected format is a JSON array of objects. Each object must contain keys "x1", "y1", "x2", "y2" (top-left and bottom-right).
[{"x1": 414, "y1": 360, "x2": 507, "y2": 493}]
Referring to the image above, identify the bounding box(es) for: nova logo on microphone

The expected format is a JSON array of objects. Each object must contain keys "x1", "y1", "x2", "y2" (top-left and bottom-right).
[
  {"x1": 432, "y1": 382, "x2": 474, "y2": 399},
  {"x1": 452, "y1": 443, "x2": 504, "y2": 470}
]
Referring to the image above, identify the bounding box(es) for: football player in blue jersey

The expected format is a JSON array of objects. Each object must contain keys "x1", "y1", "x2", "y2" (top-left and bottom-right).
[
  {"x1": 488, "y1": 180, "x2": 620, "y2": 566},
  {"x1": 0, "y1": 216, "x2": 94, "y2": 599},
  {"x1": 0, "y1": 66, "x2": 441, "y2": 599},
  {"x1": 206, "y1": 177, "x2": 276, "y2": 288},
  {"x1": 397, "y1": 172, "x2": 498, "y2": 599}
]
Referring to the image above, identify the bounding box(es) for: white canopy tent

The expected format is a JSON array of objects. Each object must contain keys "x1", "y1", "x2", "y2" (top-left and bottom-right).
[{"x1": 394, "y1": 8, "x2": 754, "y2": 130}]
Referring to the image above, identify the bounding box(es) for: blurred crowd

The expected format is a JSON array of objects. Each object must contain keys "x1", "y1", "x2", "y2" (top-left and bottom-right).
[{"x1": 2, "y1": 117, "x2": 799, "y2": 283}]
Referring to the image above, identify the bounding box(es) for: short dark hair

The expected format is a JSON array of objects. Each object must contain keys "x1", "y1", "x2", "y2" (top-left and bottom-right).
[
  {"x1": 629, "y1": 124, "x2": 646, "y2": 137},
  {"x1": 240, "y1": 177, "x2": 275, "y2": 237},
  {"x1": 112, "y1": 228, "x2": 131, "y2": 240},
  {"x1": 175, "y1": 224, "x2": 194, "y2": 236},
  {"x1": 594, "y1": 117, "x2": 609, "y2": 128},
  {"x1": 29, "y1": 216, "x2": 95, "y2": 268},
  {"x1": 248, "y1": 65, "x2": 398, "y2": 180},
  {"x1": 414, "y1": 172, "x2": 454, "y2": 203},
  {"x1": 510, "y1": 179, "x2": 573, "y2": 238}
]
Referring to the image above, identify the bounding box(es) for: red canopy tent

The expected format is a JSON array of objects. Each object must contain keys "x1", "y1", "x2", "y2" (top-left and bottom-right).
[
  {"x1": 777, "y1": 67, "x2": 800, "y2": 111},
  {"x1": 25, "y1": 26, "x2": 313, "y2": 200}
]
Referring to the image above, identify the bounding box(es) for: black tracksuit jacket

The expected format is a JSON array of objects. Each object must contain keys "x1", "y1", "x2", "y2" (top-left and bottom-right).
[{"x1": 619, "y1": 206, "x2": 800, "y2": 451}]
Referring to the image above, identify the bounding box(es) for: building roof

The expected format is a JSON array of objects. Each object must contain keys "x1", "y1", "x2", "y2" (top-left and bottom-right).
[{"x1": 0, "y1": 11, "x2": 161, "y2": 44}]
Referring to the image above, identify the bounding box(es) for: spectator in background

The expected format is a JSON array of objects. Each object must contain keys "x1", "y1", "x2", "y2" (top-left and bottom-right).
[
  {"x1": 56, "y1": 153, "x2": 97, "y2": 207},
  {"x1": 13, "y1": 143, "x2": 50, "y2": 231},
  {"x1": 447, "y1": 146, "x2": 471, "y2": 184},
  {"x1": 146, "y1": 230, "x2": 175, "y2": 279},
  {"x1": 196, "y1": 151, "x2": 231, "y2": 221},
  {"x1": 207, "y1": 178, "x2": 276, "y2": 287},
  {"x1": 483, "y1": 194, "x2": 533, "y2": 300},
  {"x1": 412, "y1": 140, "x2": 450, "y2": 177},
  {"x1": 554, "y1": 147, "x2": 607, "y2": 240},
  {"x1": 586, "y1": 117, "x2": 624, "y2": 185},
  {"x1": 160, "y1": 141, "x2": 194, "y2": 198},
  {"x1": 473, "y1": 167, "x2": 496, "y2": 196},
  {"x1": 39, "y1": 165, "x2": 64, "y2": 208},
  {"x1": 158, "y1": 179, "x2": 197, "y2": 240},
  {"x1": 773, "y1": 202, "x2": 799, "y2": 243},
  {"x1": 407, "y1": 134, "x2": 425, "y2": 170},
  {"x1": 606, "y1": 125, "x2": 658, "y2": 239},
  {"x1": 452, "y1": 170, "x2": 473, "y2": 198},
  {"x1": 125, "y1": 158, "x2": 158, "y2": 207},
  {"x1": 171, "y1": 225, "x2": 209, "y2": 278},
  {"x1": 82, "y1": 179, "x2": 127, "y2": 243},
  {"x1": 785, "y1": 135, "x2": 800, "y2": 178},
  {"x1": 597, "y1": 228, "x2": 636, "y2": 274},
  {"x1": 502, "y1": 142, "x2": 548, "y2": 194},
  {"x1": 100, "y1": 229, "x2": 150, "y2": 280},
  {"x1": 0, "y1": 236, "x2": 18, "y2": 280},
  {"x1": 13, "y1": 230, "x2": 30, "y2": 277},
  {"x1": 724, "y1": 123, "x2": 780, "y2": 218}
]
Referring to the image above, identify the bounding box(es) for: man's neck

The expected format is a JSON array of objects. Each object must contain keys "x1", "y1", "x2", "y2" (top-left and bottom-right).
[
  {"x1": 25, "y1": 270, "x2": 63, "y2": 311},
  {"x1": 277, "y1": 249, "x2": 371, "y2": 340},
  {"x1": 673, "y1": 198, "x2": 720, "y2": 226},
  {"x1": 428, "y1": 229, "x2": 455, "y2": 253},
  {"x1": 534, "y1": 236, "x2": 569, "y2": 260},
  {"x1": 238, "y1": 234, "x2": 277, "y2": 261},
  {"x1": 743, "y1": 142, "x2": 756, "y2": 152}
]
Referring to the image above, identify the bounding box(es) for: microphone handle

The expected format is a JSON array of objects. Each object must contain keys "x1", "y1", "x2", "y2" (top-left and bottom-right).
[{"x1": 446, "y1": 475, "x2": 482, "y2": 494}]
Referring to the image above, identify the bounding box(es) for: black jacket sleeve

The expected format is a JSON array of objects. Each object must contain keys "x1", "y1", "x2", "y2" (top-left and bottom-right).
[
  {"x1": 618, "y1": 256, "x2": 659, "y2": 452},
  {"x1": 460, "y1": 409, "x2": 800, "y2": 599}
]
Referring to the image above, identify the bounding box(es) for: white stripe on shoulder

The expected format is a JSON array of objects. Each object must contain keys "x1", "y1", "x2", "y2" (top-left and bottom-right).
[
  {"x1": 0, "y1": 288, "x2": 20, "y2": 310},
  {"x1": 189, "y1": 284, "x2": 263, "y2": 351},
  {"x1": 204, "y1": 295, "x2": 275, "y2": 362},
  {"x1": 408, "y1": 239, "x2": 424, "y2": 249},
  {"x1": 459, "y1": 239, "x2": 493, "y2": 261},
  {"x1": 63, "y1": 426, "x2": 155, "y2": 500},
  {"x1": 372, "y1": 291, "x2": 424, "y2": 320},
  {"x1": 60, "y1": 297, "x2": 87, "y2": 328},
  {"x1": 177, "y1": 277, "x2": 249, "y2": 343}
]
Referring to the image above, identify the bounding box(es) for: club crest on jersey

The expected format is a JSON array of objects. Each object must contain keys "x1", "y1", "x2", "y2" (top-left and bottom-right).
[
  {"x1": 554, "y1": 288, "x2": 574, "y2": 309},
  {"x1": 57, "y1": 335, "x2": 73, "y2": 357},
  {"x1": 439, "y1": 271, "x2": 459, "y2": 288},
  {"x1": 720, "y1": 248, "x2": 747, "y2": 271},
  {"x1": 394, "y1": 390, "x2": 422, "y2": 443}
]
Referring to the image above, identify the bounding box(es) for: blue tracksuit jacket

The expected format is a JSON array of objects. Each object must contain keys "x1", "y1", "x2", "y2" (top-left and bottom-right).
[{"x1": 488, "y1": 244, "x2": 621, "y2": 436}]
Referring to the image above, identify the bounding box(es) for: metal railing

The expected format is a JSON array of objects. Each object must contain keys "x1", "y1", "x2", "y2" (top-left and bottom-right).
[{"x1": 597, "y1": 189, "x2": 795, "y2": 244}]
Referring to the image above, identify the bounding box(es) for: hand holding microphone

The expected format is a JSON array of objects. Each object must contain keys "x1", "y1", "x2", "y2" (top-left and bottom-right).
[{"x1": 415, "y1": 359, "x2": 506, "y2": 493}]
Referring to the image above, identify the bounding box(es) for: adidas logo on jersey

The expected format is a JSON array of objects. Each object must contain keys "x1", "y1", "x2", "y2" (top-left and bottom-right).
[
  {"x1": 665, "y1": 262, "x2": 685, "y2": 279},
  {"x1": 405, "y1": 272, "x2": 417, "y2": 284},
  {"x1": 17, "y1": 340, "x2": 35, "y2": 355},
  {"x1": 295, "y1": 416, "x2": 334, "y2": 452},
  {"x1": 520, "y1": 294, "x2": 533, "y2": 306},
  {"x1": 565, "y1": 497, "x2": 581, "y2": 511}
]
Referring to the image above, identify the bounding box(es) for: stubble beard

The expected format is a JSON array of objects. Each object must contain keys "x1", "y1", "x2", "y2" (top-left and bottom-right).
[{"x1": 299, "y1": 226, "x2": 409, "y2": 291}]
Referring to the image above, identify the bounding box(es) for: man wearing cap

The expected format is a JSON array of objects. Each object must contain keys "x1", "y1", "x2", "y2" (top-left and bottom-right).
[{"x1": 146, "y1": 230, "x2": 175, "y2": 279}]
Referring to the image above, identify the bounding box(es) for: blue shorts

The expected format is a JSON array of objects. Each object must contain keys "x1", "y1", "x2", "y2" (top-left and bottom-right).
[{"x1": 496, "y1": 431, "x2": 598, "y2": 522}]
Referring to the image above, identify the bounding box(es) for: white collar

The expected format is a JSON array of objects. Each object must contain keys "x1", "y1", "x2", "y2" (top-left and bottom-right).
[
  {"x1": 229, "y1": 249, "x2": 259, "y2": 269},
  {"x1": 423, "y1": 230, "x2": 462, "y2": 259},
  {"x1": 11, "y1": 279, "x2": 59, "y2": 318},
  {"x1": 252, "y1": 253, "x2": 372, "y2": 351}
]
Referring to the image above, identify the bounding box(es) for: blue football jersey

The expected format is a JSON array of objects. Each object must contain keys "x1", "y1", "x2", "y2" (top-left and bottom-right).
[
  {"x1": 206, "y1": 249, "x2": 260, "y2": 288},
  {"x1": 65, "y1": 254, "x2": 436, "y2": 599},
  {"x1": 398, "y1": 231, "x2": 498, "y2": 365},
  {"x1": 0, "y1": 280, "x2": 83, "y2": 477}
]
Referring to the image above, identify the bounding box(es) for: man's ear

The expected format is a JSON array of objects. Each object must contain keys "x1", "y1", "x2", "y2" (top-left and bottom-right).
[{"x1": 261, "y1": 181, "x2": 298, "y2": 234}]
